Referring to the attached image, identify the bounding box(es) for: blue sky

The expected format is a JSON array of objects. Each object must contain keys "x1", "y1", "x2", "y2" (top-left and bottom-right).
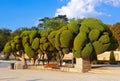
[{"x1": 0, "y1": 0, "x2": 120, "y2": 31}]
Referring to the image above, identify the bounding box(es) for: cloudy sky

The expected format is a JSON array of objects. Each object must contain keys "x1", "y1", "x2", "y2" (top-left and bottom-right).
[{"x1": 0, "y1": 0, "x2": 120, "y2": 31}]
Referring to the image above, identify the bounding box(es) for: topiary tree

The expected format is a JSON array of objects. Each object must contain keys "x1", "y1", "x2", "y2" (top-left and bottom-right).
[
  {"x1": 39, "y1": 29, "x2": 56, "y2": 64},
  {"x1": 73, "y1": 18, "x2": 118, "y2": 60},
  {"x1": 3, "y1": 35, "x2": 23, "y2": 59},
  {"x1": 3, "y1": 42, "x2": 12, "y2": 59},
  {"x1": 54, "y1": 20, "x2": 81, "y2": 66},
  {"x1": 73, "y1": 18, "x2": 118, "y2": 72}
]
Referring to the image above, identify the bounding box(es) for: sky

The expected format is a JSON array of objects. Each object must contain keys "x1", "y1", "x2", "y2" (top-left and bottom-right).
[{"x1": 0, "y1": 0, "x2": 120, "y2": 31}]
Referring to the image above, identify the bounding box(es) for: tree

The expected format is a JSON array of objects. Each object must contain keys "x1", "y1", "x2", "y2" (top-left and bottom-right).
[
  {"x1": 39, "y1": 29, "x2": 56, "y2": 64},
  {"x1": 3, "y1": 35, "x2": 24, "y2": 61},
  {"x1": 38, "y1": 15, "x2": 68, "y2": 30},
  {"x1": 109, "y1": 51, "x2": 116, "y2": 64},
  {"x1": 107, "y1": 23, "x2": 120, "y2": 50},
  {"x1": 3, "y1": 42, "x2": 12, "y2": 59},
  {"x1": 3, "y1": 30, "x2": 40, "y2": 65},
  {"x1": 54, "y1": 20, "x2": 81, "y2": 65},
  {"x1": 73, "y1": 18, "x2": 118, "y2": 61},
  {"x1": 0, "y1": 28, "x2": 11, "y2": 52}
]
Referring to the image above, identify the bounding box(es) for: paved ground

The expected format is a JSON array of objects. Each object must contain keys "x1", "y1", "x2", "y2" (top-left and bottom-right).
[{"x1": 0, "y1": 62, "x2": 120, "y2": 81}]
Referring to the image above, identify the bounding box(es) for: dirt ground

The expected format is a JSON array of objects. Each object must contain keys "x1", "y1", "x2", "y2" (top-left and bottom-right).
[{"x1": 0, "y1": 62, "x2": 120, "y2": 81}]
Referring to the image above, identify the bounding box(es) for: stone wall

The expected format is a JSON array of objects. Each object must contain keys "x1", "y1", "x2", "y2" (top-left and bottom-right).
[{"x1": 74, "y1": 58, "x2": 91, "y2": 72}]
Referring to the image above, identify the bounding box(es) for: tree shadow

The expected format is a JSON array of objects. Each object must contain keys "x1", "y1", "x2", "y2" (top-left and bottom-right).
[
  {"x1": 26, "y1": 79, "x2": 42, "y2": 81},
  {"x1": 92, "y1": 64, "x2": 120, "y2": 69}
]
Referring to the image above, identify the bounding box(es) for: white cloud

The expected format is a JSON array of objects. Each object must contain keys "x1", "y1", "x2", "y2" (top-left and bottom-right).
[
  {"x1": 103, "y1": 0, "x2": 120, "y2": 7},
  {"x1": 55, "y1": 0, "x2": 120, "y2": 18}
]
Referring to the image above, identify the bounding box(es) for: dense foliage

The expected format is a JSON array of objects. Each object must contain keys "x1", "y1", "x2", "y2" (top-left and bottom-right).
[
  {"x1": 0, "y1": 28, "x2": 11, "y2": 52},
  {"x1": 73, "y1": 18, "x2": 118, "y2": 60},
  {"x1": 109, "y1": 51, "x2": 116, "y2": 64},
  {"x1": 107, "y1": 23, "x2": 120, "y2": 50}
]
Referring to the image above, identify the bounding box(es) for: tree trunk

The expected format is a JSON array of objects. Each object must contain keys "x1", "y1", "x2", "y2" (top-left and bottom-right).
[
  {"x1": 35, "y1": 59, "x2": 39, "y2": 65},
  {"x1": 30, "y1": 58, "x2": 36, "y2": 65},
  {"x1": 18, "y1": 55, "x2": 27, "y2": 66}
]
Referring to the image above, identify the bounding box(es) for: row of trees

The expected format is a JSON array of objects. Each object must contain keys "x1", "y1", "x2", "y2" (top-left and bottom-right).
[{"x1": 3, "y1": 18, "x2": 118, "y2": 66}]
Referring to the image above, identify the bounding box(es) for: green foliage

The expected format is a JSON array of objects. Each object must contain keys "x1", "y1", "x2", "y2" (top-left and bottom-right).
[
  {"x1": 67, "y1": 20, "x2": 80, "y2": 34},
  {"x1": 43, "y1": 42, "x2": 54, "y2": 52},
  {"x1": 11, "y1": 42, "x2": 16, "y2": 51},
  {"x1": 16, "y1": 44, "x2": 21, "y2": 50},
  {"x1": 31, "y1": 37, "x2": 40, "y2": 50},
  {"x1": 4, "y1": 45, "x2": 12, "y2": 54},
  {"x1": 60, "y1": 30, "x2": 73, "y2": 48},
  {"x1": 43, "y1": 42, "x2": 50, "y2": 51},
  {"x1": 58, "y1": 26, "x2": 68, "y2": 32},
  {"x1": 40, "y1": 30, "x2": 51, "y2": 37},
  {"x1": 2, "y1": 17, "x2": 118, "y2": 64},
  {"x1": 0, "y1": 28, "x2": 11, "y2": 52},
  {"x1": 80, "y1": 18, "x2": 105, "y2": 33},
  {"x1": 109, "y1": 51, "x2": 116, "y2": 64},
  {"x1": 14, "y1": 36, "x2": 20, "y2": 43},
  {"x1": 99, "y1": 35, "x2": 110, "y2": 44},
  {"x1": 39, "y1": 15, "x2": 68, "y2": 30},
  {"x1": 108, "y1": 36, "x2": 119, "y2": 50},
  {"x1": 89, "y1": 29, "x2": 100, "y2": 42},
  {"x1": 73, "y1": 18, "x2": 118, "y2": 59},
  {"x1": 73, "y1": 32, "x2": 87, "y2": 58},
  {"x1": 48, "y1": 31, "x2": 57, "y2": 46},
  {"x1": 40, "y1": 37, "x2": 47, "y2": 44},
  {"x1": 62, "y1": 48, "x2": 69, "y2": 54},
  {"x1": 73, "y1": 49, "x2": 81, "y2": 58},
  {"x1": 38, "y1": 30, "x2": 42, "y2": 36},
  {"x1": 29, "y1": 30, "x2": 37, "y2": 44},
  {"x1": 22, "y1": 36, "x2": 29, "y2": 46},
  {"x1": 108, "y1": 23, "x2": 120, "y2": 50},
  {"x1": 55, "y1": 32, "x2": 61, "y2": 50},
  {"x1": 3, "y1": 42, "x2": 12, "y2": 57},
  {"x1": 81, "y1": 43, "x2": 93, "y2": 59},
  {"x1": 24, "y1": 44, "x2": 35, "y2": 58},
  {"x1": 20, "y1": 30, "x2": 30, "y2": 38},
  {"x1": 93, "y1": 41, "x2": 110, "y2": 54},
  {"x1": 40, "y1": 44, "x2": 44, "y2": 52}
]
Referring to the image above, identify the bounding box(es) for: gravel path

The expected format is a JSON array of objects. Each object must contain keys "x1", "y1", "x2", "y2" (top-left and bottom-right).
[{"x1": 0, "y1": 63, "x2": 120, "y2": 81}]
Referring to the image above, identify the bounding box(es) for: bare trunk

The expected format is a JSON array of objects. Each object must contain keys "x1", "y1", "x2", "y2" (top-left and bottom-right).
[
  {"x1": 18, "y1": 55, "x2": 27, "y2": 66},
  {"x1": 35, "y1": 59, "x2": 39, "y2": 65},
  {"x1": 30, "y1": 58, "x2": 35, "y2": 65}
]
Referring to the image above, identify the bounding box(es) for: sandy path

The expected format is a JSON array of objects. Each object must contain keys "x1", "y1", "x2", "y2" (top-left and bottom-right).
[{"x1": 0, "y1": 63, "x2": 120, "y2": 81}]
